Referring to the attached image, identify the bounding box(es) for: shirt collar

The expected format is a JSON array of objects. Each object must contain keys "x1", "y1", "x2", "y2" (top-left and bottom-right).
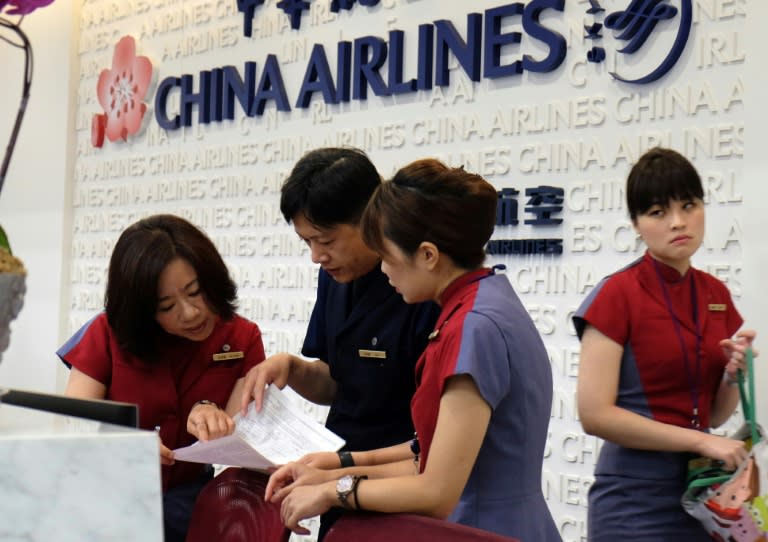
[
  {"x1": 439, "y1": 266, "x2": 499, "y2": 307},
  {"x1": 643, "y1": 251, "x2": 690, "y2": 284}
]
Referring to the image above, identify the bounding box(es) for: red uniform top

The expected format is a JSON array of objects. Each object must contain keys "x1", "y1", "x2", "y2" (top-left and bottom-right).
[
  {"x1": 574, "y1": 252, "x2": 743, "y2": 430},
  {"x1": 409, "y1": 268, "x2": 558, "y2": 539},
  {"x1": 58, "y1": 313, "x2": 265, "y2": 491}
]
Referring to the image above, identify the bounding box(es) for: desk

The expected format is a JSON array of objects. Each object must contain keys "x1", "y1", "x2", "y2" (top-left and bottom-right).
[{"x1": 0, "y1": 403, "x2": 162, "y2": 542}]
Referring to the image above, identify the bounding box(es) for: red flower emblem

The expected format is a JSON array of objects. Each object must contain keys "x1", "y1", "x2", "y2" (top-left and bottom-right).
[{"x1": 92, "y1": 36, "x2": 152, "y2": 147}]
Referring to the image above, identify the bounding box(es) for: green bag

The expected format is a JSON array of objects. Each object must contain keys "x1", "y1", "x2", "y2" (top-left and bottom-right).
[{"x1": 682, "y1": 349, "x2": 768, "y2": 541}]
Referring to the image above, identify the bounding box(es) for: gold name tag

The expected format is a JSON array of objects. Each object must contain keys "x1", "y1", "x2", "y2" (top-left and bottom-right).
[
  {"x1": 708, "y1": 304, "x2": 727, "y2": 312},
  {"x1": 212, "y1": 351, "x2": 245, "y2": 362},
  {"x1": 359, "y1": 349, "x2": 387, "y2": 359}
]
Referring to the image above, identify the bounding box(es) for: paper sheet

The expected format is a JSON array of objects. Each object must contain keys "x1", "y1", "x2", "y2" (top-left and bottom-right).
[{"x1": 173, "y1": 384, "x2": 345, "y2": 470}]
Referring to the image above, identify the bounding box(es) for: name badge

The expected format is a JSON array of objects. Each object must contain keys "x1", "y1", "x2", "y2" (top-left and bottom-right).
[
  {"x1": 212, "y1": 351, "x2": 245, "y2": 362},
  {"x1": 708, "y1": 304, "x2": 727, "y2": 312},
  {"x1": 359, "y1": 349, "x2": 387, "y2": 359}
]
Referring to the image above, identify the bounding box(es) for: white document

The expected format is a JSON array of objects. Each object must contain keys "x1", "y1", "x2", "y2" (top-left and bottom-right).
[{"x1": 173, "y1": 384, "x2": 345, "y2": 471}]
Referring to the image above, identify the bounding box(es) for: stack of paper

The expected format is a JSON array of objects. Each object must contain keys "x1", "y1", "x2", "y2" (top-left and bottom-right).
[{"x1": 173, "y1": 384, "x2": 345, "y2": 471}]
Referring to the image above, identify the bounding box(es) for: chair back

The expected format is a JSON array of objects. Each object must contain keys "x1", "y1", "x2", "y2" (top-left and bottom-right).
[
  {"x1": 324, "y1": 512, "x2": 520, "y2": 542},
  {"x1": 185, "y1": 467, "x2": 290, "y2": 542}
]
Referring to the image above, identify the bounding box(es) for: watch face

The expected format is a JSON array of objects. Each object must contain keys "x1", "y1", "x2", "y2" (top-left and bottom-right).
[{"x1": 336, "y1": 475, "x2": 354, "y2": 493}]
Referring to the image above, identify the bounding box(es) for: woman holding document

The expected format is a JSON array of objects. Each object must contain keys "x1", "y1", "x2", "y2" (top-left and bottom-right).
[
  {"x1": 262, "y1": 159, "x2": 560, "y2": 540},
  {"x1": 175, "y1": 384, "x2": 346, "y2": 471},
  {"x1": 57, "y1": 214, "x2": 266, "y2": 542}
]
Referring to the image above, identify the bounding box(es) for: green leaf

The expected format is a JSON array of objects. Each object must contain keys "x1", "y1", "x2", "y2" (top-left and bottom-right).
[{"x1": 0, "y1": 225, "x2": 12, "y2": 255}]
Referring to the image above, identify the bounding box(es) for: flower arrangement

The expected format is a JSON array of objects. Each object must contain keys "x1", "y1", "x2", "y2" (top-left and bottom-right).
[
  {"x1": 0, "y1": 0, "x2": 55, "y2": 360},
  {"x1": 0, "y1": 1, "x2": 54, "y2": 15}
]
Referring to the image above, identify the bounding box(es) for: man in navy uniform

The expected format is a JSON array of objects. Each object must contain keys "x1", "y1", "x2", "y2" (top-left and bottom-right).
[
  {"x1": 242, "y1": 147, "x2": 439, "y2": 537},
  {"x1": 243, "y1": 147, "x2": 437, "y2": 447}
]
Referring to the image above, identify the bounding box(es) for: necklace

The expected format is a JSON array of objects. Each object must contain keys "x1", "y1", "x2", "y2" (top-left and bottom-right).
[{"x1": 652, "y1": 259, "x2": 702, "y2": 429}]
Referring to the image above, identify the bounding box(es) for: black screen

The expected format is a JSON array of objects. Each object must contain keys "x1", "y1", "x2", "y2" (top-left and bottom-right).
[{"x1": 0, "y1": 388, "x2": 139, "y2": 428}]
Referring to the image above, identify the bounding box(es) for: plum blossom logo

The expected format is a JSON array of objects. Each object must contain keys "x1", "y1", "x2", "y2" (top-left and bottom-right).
[{"x1": 92, "y1": 36, "x2": 152, "y2": 148}]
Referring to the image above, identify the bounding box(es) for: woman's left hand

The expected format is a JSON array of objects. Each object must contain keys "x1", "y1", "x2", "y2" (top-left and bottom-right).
[
  {"x1": 298, "y1": 451, "x2": 341, "y2": 469},
  {"x1": 720, "y1": 329, "x2": 758, "y2": 382},
  {"x1": 266, "y1": 461, "x2": 335, "y2": 502},
  {"x1": 186, "y1": 401, "x2": 235, "y2": 441},
  {"x1": 159, "y1": 442, "x2": 175, "y2": 466},
  {"x1": 280, "y1": 483, "x2": 336, "y2": 534}
]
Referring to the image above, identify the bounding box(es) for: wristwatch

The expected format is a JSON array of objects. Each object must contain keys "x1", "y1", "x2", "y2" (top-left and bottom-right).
[{"x1": 336, "y1": 475, "x2": 356, "y2": 508}]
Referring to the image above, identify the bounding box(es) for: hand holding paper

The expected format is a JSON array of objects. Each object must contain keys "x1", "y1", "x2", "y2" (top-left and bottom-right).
[{"x1": 174, "y1": 385, "x2": 344, "y2": 471}]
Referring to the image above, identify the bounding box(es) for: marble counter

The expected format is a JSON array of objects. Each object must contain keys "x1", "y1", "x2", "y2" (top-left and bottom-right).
[{"x1": 0, "y1": 403, "x2": 162, "y2": 542}]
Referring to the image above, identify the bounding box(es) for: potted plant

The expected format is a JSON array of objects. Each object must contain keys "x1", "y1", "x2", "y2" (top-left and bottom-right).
[
  {"x1": 0, "y1": 0, "x2": 54, "y2": 361},
  {"x1": 0, "y1": 228, "x2": 25, "y2": 361}
]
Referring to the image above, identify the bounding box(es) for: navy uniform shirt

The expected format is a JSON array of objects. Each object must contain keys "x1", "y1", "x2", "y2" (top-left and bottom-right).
[{"x1": 303, "y1": 266, "x2": 439, "y2": 451}]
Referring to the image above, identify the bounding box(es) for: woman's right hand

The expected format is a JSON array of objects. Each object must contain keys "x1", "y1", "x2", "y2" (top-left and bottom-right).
[
  {"x1": 187, "y1": 401, "x2": 235, "y2": 441},
  {"x1": 697, "y1": 433, "x2": 749, "y2": 471}
]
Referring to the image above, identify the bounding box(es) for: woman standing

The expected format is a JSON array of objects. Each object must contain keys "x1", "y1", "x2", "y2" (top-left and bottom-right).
[
  {"x1": 57, "y1": 214, "x2": 266, "y2": 542},
  {"x1": 264, "y1": 159, "x2": 560, "y2": 541},
  {"x1": 573, "y1": 147, "x2": 756, "y2": 541}
]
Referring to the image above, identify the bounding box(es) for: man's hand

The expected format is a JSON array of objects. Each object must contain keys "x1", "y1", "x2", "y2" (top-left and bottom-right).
[{"x1": 240, "y1": 353, "x2": 295, "y2": 414}]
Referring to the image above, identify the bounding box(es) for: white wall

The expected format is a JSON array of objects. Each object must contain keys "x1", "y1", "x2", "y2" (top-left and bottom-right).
[
  {"x1": 1, "y1": 1, "x2": 766, "y2": 541},
  {"x1": 742, "y1": 0, "x2": 768, "y2": 419},
  {"x1": 0, "y1": 0, "x2": 79, "y2": 392}
]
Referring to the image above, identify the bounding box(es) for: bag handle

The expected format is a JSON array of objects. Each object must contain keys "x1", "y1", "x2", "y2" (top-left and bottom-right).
[
  {"x1": 686, "y1": 473, "x2": 732, "y2": 489},
  {"x1": 736, "y1": 347, "x2": 759, "y2": 446}
]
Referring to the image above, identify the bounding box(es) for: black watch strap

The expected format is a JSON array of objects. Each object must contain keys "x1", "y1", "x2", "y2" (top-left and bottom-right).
[{"x1": 338, "y1": 450, "x2": 355, "y2": 468}]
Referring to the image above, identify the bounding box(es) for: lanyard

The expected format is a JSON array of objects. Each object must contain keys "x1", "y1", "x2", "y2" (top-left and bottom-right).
[{"x1": 652, "y1": 259, "x2": 702, "y2": 429}]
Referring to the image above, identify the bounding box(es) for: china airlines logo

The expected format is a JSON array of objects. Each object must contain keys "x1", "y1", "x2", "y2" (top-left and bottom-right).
[
  {"x1": 584, "y1": 0, "x2": 692, "y2": 84},
  {"x1": 91, "y1": 36, "x2": 153, "y2": 148}
]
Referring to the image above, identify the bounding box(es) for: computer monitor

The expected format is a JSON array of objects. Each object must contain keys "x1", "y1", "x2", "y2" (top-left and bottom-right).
[{"x1": 0, "y1": 388, "x2": 139, "y2": 428}]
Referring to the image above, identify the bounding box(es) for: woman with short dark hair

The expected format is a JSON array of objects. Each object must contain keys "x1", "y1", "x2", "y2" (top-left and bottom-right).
[
  {"x1": 573, "y1": 148, "x2": 757, "y2": 541},
  {"x1": 265, "y1": 159, "x2": 560, "y2": 541},
  {"x1": 57, "y1": 214, "x2": 266, "y2": 542}
]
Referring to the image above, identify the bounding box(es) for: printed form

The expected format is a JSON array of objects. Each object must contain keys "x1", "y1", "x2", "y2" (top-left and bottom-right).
[{"x1": 173, "y1": 384, "x2": 345, "y2": 471}]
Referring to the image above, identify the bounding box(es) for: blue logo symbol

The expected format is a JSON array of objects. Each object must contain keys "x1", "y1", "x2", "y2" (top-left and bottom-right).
[{"x1": 585, "y1": 0, "x2": 692, "y2": 84}]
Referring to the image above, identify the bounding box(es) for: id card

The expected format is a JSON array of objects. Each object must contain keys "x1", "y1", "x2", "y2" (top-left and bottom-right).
[
  {"x1": 358, "y1": 349, "x2": 386, "y2": 359},
  {"x1": 212, "y1": 351, "x2": 245, "y2": 362}
]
